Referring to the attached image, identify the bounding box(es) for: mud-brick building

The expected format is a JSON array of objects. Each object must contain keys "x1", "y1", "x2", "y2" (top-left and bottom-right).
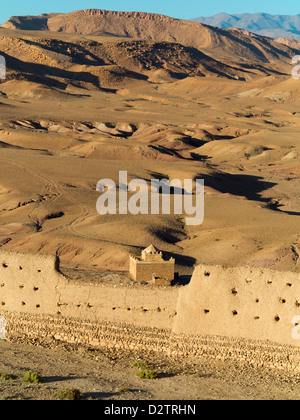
[{"x1": 129, "y1": 245, "x2": 175, "y2": 286}]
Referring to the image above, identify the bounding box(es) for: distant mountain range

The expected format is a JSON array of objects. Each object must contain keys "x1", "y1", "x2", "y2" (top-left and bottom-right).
[{"x1": 191, "y1": 13, "x2": 300, "y2": 40}]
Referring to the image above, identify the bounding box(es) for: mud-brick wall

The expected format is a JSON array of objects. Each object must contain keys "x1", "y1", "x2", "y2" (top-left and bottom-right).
[
  {"x1": 3, "y1": 249, "x2": 300, "y2": 357},
  {"x1": 129, "y1": 257, "x2": 137, "y2": 280},
  {"x1": 174, "y1": 264, "x2": 300, "y2": 347},
  {"x1": 0, "y1": 251, "x2": 63, "y2": 315},
  {"x1": 0, "y1": 250, "x2": 179, "y2": 331},
  {"x1": 55, "y1": 280, "x2": 178, "y2": 329},
  {"x1": 134, "y1": 260, "x2": 174, "y2": 282}
]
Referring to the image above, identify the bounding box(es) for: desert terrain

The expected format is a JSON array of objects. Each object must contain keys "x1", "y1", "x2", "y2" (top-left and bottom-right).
[
  {"x1": 0, "y1": 9, "x2": 300, "y2": 400},
  {"x1": 2, "y1": 339, "x2": 300, "y2": 401}
]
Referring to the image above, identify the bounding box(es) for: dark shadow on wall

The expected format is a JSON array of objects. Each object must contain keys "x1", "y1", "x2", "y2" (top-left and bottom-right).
[
  {"x1": 172, "y1": 274, "x2": 192, "y2": 286},
  {"x1": 164, "y1": 251, "x2": 196, "y2": 268},
  {"x1": 166, "y1": 251, "x2": 196, "y2": 286}
]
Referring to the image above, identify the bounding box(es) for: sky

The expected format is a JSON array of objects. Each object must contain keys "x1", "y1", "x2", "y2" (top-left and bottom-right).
[{"x1": 0, "y1": 0, "x2": 300, "y2": 23}]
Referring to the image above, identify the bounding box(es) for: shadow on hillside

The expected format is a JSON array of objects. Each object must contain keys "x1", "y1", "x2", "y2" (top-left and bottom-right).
[
  {"x1": 165, "y1": 251, "x2": 196, "y2": 268},
  {"x1": 5, "y1": 54, "x2": 146, "y2": 92},
  {"x1": 43, "y1": 375, "x2": 80, "y2": 383},
  {"x1": 6, "y1": 54, "x2": 100, "y2": 88},
  {"x1": 219, "y1": 28, "x2": 292, "y2": 63},
  {"x1": 21, "y1": 38, "x2": 109, "y2": 67},
  {"x1": 84, "y1": 391, "x2": 121, "y2": 400},
  {"x1": 197, "y1": 172, "x2": 300, "y2": 216}
]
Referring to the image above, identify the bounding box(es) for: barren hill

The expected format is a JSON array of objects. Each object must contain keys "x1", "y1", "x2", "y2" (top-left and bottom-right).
[
  {"x1": 1, "y1": 9, "x2": 300, "y2": 403},
  {"x1": 1, "y1": 13, "x2": 60, "y2": 31},
  {"x1": 0, "y1": 31, "x2": 256, "y2": 92},
  {"x1": 0, "y1": 9, "x2": 299, "y2": 276},
  {"x1": 2, "y1": 9, "x2": 299, "y2": 65}
]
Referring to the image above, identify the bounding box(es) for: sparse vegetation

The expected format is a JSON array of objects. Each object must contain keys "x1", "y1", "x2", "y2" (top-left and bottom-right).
[
  {"x1": 136, "y1": 370, "x2": 158, "y2": 380},
  {"x1": 22, "y1": 371, "x2": 43, "y2": 384},
  {"x1": 54, "y1": 388, "x2": 83, "y2": 400},
  {"x1": 133, "y1": 361, "x2": 158, "y2": 380},
  {"x1": 0, "y1": 3, "x2": 300, "y2": 404}
]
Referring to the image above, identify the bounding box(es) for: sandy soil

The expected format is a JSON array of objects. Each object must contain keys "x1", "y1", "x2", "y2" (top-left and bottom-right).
[
  {"x1": 0, "y1": 16, "x2": 299, "y2": 400},
  {"x1": 1, "y1": 340, "x2": 300, "y2": 401},
  {"x1": 0, "y1": 53, "x2": 299, "y2": 275},
  {"x1": 0, "y1": 95, "x2": 299, "y2": 276}
]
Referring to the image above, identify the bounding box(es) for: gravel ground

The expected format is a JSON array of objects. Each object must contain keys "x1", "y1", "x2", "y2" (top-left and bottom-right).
[{"x1": 1, "y1": 339, "x2": 300, "y2": 400}]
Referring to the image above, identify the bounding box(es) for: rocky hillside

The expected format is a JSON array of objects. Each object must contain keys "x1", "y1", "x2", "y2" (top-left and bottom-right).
[
  {"x1": 2, "y1": 9, "x2": 299, "y2": 64},
  {"x1": 0, "y1": 32, "x2": 260, "y2": 92}
]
